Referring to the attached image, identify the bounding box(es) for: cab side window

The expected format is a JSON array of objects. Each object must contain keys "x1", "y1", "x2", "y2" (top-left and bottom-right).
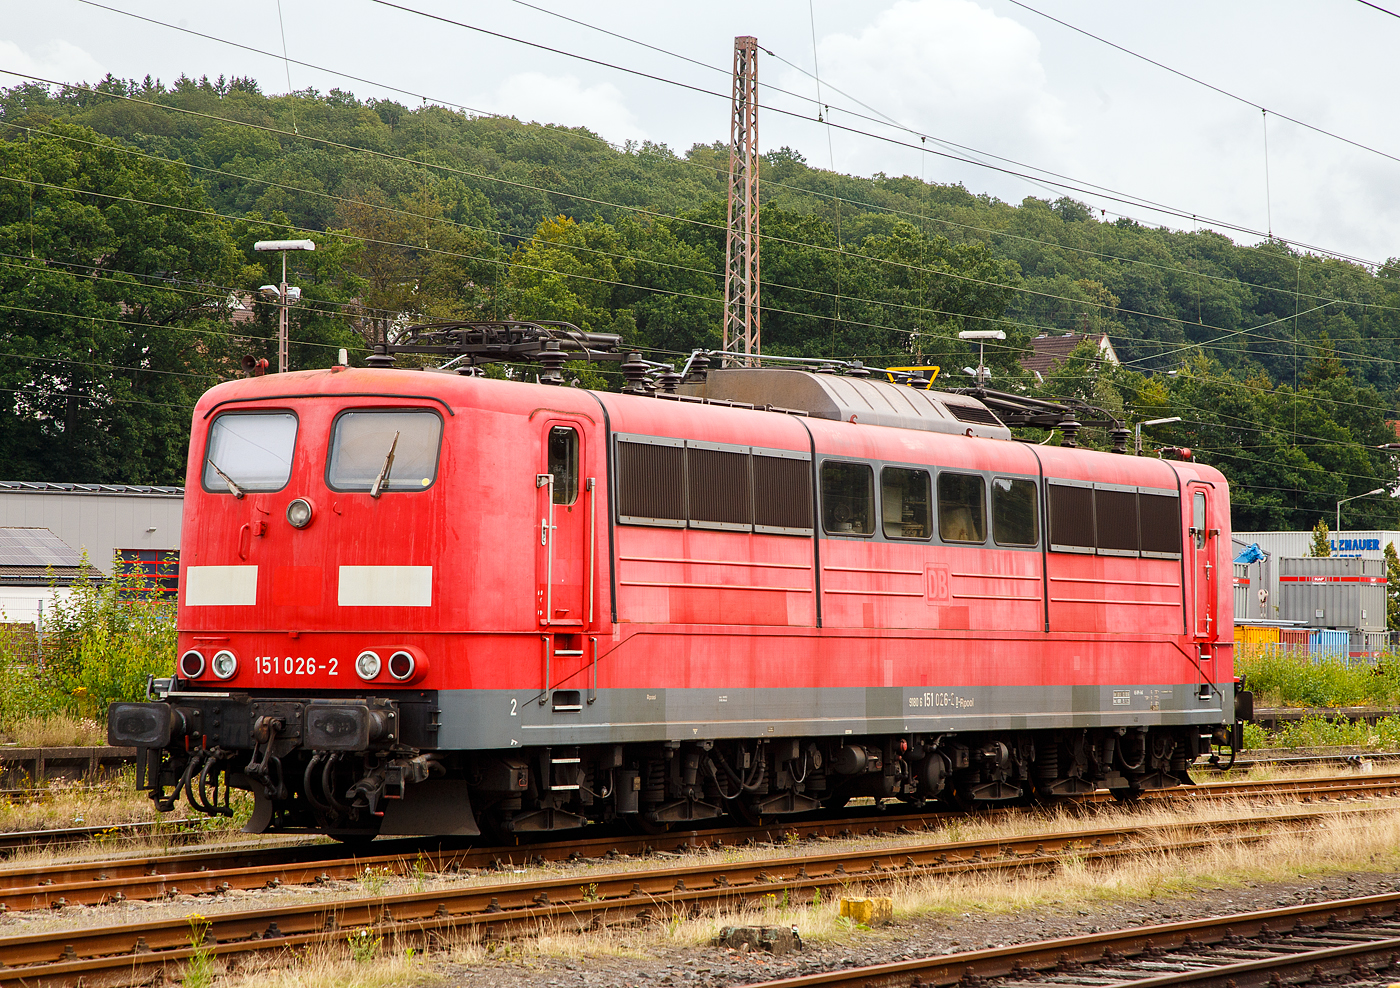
[
  {"x1": 548, "y1": 426, "x2": 579, "y2": 505},
  {"x1": 992, "y1": 477, "x2": 1039, "y2": 547},
  {"x1": 881, "y1": 467, "x2": 932, "y2": 539},
  {"x1": 821, "y1": 461, "x2": 874, "y2": 535},
  {"x1": 938, "y1": 472, "x2": 986, "y2": 543}
]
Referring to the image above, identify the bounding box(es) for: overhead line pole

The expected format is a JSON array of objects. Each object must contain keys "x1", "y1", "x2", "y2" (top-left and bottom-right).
[{"x1": 724, "y1": 35, "x2": 760, "y2": 366}]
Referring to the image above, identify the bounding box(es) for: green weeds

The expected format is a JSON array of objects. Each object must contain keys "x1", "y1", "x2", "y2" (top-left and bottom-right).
[
  {"x1": 0, "y1": 558, "x2": 175, "y2": 738},
  {"x1": 1236, "y1": 650, "x2": 1400, "y2": 708}
]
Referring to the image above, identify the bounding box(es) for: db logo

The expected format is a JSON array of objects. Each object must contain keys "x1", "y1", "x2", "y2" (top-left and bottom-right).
[{"x1": 927, "y1": 565, "x2": 951, "y2": 602}]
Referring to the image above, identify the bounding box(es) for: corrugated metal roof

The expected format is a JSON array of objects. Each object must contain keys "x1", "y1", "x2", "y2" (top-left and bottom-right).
[
  {"x1": 0, "y1": 481, "x2": 184, "y2": 496},
  {"x1": 680, "y1": 369, "x2": 1012, "y2": 439}
]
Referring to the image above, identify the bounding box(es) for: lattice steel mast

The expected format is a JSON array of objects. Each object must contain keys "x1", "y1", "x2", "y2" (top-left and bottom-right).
[{"x1": 723, "y1": 36, "x2": 760, "y2": 366}]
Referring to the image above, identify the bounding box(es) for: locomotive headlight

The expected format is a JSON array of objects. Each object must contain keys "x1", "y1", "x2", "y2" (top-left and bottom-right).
[
  {"x1": 388, "y1": 650, "x2": 416, "y2": 681},
  {"x1": 178, "y1": 649, "x2": 206, "y2": 679},
  {"x1": 286, "y1": 498, "x2": 313, "y2": 528},
  {"x1": 210, "y1": 649, "x2": 238, "y2": 680},
  {"x1": 356, "y1": 650, "x2": 382, "y2": 680}
]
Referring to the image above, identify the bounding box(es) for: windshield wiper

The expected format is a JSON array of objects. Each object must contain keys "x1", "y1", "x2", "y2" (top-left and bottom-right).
[
  {"x1": 207, "y1": 459, "x2": 245, "y2": 499},
  {"x1": 370, "y1": 431, "x2": 400, "y2": 499}
]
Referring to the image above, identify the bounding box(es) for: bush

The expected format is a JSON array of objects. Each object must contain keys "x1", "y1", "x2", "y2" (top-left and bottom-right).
[
  {"x1": 1236, "y1": 650, "x2": 1400, "y2": 708},
  {"x1": 1243, "y1": 714, "x2": 1400, "y2": 751},
  {"x1": 0, "y1": 560, "x2": 175, "y2": 735}
]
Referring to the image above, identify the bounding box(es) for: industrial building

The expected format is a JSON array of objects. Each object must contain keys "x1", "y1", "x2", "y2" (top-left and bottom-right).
[
  {"x1": 1233, "y1": 529, "x2": 1399, "y2": 620},
  {"x1": 0, "y1": 482, "x2": 183, "y2": 626},
  {"x1": 1233, "y1": 529, "x2": 1394, "y2": 658}
]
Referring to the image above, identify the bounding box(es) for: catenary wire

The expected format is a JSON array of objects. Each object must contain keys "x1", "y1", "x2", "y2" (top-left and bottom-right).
[
  {"x1": 10, "y1": 40, "x2": 1400, "y2": 450},
  {"x1": 8, "y1": 100, "x2": 1386, "y2": 375},
  {"x1": 361, "y1": 0, "x2": 1389, "y2": 264},
  {"x1": 0, "y1": 122, "x2": 1148, "y2": 343},
  {"x1": 11, "y1": 58, "x2": 1398, "y2": 367},
  {"x1": 67, "y1": 0, "x2": 1398, "y2": 323},
  {"x1": 6, "y1": 119, "x2": 1397, "y2": 391},
  {"x1": 361, "y1": 0, "x2": 1388, "y2": 267},
  {"x1": 1005, "y1": 0, "x2": 1400, "y2": 169}
]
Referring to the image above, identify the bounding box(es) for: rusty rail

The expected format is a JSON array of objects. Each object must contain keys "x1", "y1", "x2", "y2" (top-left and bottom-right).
[
  {"x1": 0, "y1": 804, "x2": 1389, "y2": 986},
  {"x1": 735, "y1": 893, "x2": 1400, "y2": 987}
]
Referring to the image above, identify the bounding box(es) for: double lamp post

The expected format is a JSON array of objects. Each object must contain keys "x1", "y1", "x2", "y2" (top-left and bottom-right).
[{"x1": 253, "y1": 238, "x2": 315, "y2": 373}]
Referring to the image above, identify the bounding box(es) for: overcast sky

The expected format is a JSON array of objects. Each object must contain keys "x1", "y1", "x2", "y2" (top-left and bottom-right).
[{"x1": 4, "y1": 0, "x2": 1397, "y2": 265}]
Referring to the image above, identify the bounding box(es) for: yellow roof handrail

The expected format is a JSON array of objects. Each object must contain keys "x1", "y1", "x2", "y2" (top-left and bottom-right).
[{"x1": 883, "y1": 365, "x2": 941, "y2": 390}]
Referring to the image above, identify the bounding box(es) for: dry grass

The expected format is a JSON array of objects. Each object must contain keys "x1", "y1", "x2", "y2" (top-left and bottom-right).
[
  {"x1": 185, "y1": 937, "x2": 445, "y2": 988},
  {"x1": 5, "y1": 760, "x2": 1398, "y2": 985},
  {"x1": 10, "y1": 788, "x2": 1398, "y2": 976},
  {"x1": 0, "y1": 771, "x2": 161, "y2": 833},
  {"x1": 215, "y1": 798, "x2": 1400, "y2": 988},
  {"x1": 497, "y1": 800, "x2": 1400, "y2": 957},
  {"x1": 3, "y1": 714, "x2": 107, "y2": 748},
  {"x1": 0, "y1": 765, "x2": 252, "y2": 844}
]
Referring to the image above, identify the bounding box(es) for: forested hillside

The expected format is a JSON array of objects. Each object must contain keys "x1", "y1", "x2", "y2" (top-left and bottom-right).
[{"x1": 3, "y1": 73, "x2": 1399, "y2": 531}]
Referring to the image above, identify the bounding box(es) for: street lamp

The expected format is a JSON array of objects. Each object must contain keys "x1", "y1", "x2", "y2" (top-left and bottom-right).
[
  {"x1": 1336, "y1": 487, "x2": 1385, "y2": 532},
  {"x1": 957, "y1": 329, "x2": 1005, "y2": 387},
  {"x1": 253, "y1": 239, "x2": 315, "y2": 373},
  {"x1": 1135, "y1": 416, "x2": 1181, "y2": 456}
]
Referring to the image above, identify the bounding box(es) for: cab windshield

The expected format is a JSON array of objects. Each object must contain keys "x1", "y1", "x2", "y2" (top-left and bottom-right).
[
  {"x1": 327, "y1": 409, "x2": 443, "y2": 492},
  {"x1": 203, "y1": 411, "x2": 298, "y2": 493}
]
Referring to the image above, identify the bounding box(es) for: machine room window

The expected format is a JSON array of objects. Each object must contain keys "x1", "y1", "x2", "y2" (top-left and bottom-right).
[
  {"x1": 821, "y1": 461, "x2": 874, "y2": 535},
  {"x1": 881, "y1": 468, "x2": 931, "y2": 539},
  {"x1": 203, "y1": 411, "x2": 297, "y2": 494},
  {"x1": 327, "y1": 409, "x2": 442, "y2": 493},
  {"x1": 548, "y1": 426, "x2": 579, "y2": 505},
  {"x1": 938, "y1": 472, "x2": 986, "y2": 543},
  {"x1": 993, "y1": 477, "x2": 1038, "y2": 547}
]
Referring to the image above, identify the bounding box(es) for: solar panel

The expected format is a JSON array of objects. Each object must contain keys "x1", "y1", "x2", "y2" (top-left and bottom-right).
[{"x1": 0, "y1": 528, "x2": 84, "y2": 568}]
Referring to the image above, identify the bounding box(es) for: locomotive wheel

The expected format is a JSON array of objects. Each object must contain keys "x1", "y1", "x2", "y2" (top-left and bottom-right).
[
  {"x1": 330, "y1": 830, "x2": 380, "y2": 848},
  {"x1": 625, "y1": 814, "x2": 672, "y2": 836},
  {"x1": 729, "y1": 799, "x2": 767, "y2": 828},
  {"x1": 1111, "y1": 784, "x2": 1144, "y2": 803},
  {"x1": 939, "y1": 777, "x2": 977, "y2": 812}
]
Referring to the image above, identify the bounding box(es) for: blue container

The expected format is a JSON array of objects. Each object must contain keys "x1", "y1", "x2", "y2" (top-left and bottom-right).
[{"x1": 1309, "y1": 629, "x2": 1350, "y2": 659}]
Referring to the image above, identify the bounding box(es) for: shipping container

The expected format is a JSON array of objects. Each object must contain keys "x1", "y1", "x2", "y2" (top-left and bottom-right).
[
  {"x1": 1279, "y1": 556, "x2": 1387, "y2": 632},
  {"x1": 1234, "y1": 530, "x2": 1400, "y2": 619},
  {"x1": 1279, "y1": 628, "x2": 1310, "y2": 647},
  {"x1": 1237, "y1": 625, "x2": 1279, "y2": 645},
  {"x1": 1234, "y1": 562, "x2": 1250, "y2": 622},
  {"x1": 1349, "y1": 630, "x2": 1392, "y2": 659},
  {"x1": 1309, "y1": 629, "x2": 1351, "y2": 659}
]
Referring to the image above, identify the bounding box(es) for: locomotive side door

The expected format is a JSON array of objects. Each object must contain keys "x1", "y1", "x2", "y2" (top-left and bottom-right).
[
  {"x1": 1188, "y1": 486, "x2": 1218, "y2": 641},
  {"x1": 535, "y1": 420, "x2": 591, "y2": 629}
]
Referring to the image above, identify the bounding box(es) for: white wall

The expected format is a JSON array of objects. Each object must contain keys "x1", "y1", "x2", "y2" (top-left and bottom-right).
[
  {"x1": 0, "y1": 585, "x2": 78, "y2": 628},
  {"x1": 0, "y1": 489, "x2": 183, "y2": 575}
]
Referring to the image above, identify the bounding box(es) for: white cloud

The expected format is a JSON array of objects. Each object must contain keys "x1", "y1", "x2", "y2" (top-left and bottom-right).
[
  {"x1": 789, "y1": 0, "x2": 1072, "y2": 178},
  {"x1": 0, "y1": 38, "x2": 105, "y2": 87},
  {"x1": 484, "y1": 72, "x2": 647, "y2": 145}
]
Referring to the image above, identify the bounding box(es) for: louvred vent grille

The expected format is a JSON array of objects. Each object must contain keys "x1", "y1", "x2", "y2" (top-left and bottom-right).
[{"x1": 947, "y1": 404, "x2": 1003, "y2": 427}]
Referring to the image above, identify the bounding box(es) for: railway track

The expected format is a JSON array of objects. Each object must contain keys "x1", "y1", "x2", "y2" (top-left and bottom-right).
[
  {"x1": 0, "y1": 818, "x2": 209, "y2": 853},
  {"x1": 3, "y1": 769, "x2": 1398, "y2": 913},
  {"x1": 736, "y1": 892, "x2": 1400, "y2": 987},
  {"x1": 0, "y1": 799, "x2": 1393, "y2": 986}
]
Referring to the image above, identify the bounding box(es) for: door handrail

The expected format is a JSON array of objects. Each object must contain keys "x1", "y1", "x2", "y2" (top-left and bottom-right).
[{"x1": 537, "y1": 473, "x2": 556, "y2": 626}]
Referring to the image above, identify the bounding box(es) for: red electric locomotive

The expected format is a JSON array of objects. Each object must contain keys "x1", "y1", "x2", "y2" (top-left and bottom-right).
[{"x1": 109, "y1": 323, "x2": 1247, "y2": 838}]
